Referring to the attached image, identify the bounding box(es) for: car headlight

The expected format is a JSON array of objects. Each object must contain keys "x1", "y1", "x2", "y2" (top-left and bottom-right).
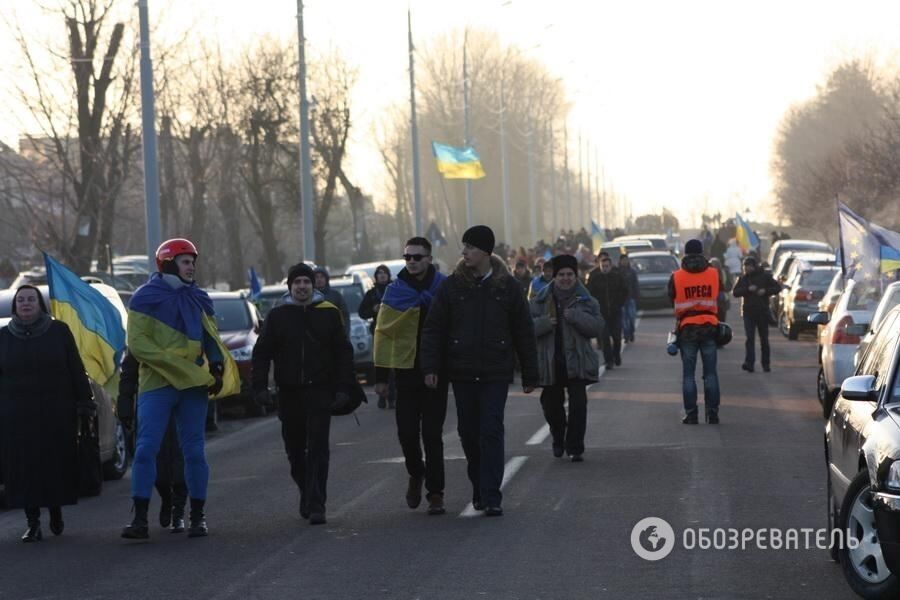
[
  {"x1": 884, "y1": 461, "x2": 900, "y2": 492},
  {"x1": 229, "y1": 345, "x2": 254, "y2": 361}
]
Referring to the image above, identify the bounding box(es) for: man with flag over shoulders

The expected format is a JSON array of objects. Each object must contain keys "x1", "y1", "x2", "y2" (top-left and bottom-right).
[
  {"x1": 373, "y1": 237, "x2": 449, "y2": 515},
  {"x1": 421, "y1": 225, "x2": 539, "y2": 516},
  {"x1": 667, "y1": 239, "x2": 722, "y2": 425},
  {"x1": 122, "y1": 238, "x2": 238, "y2": 540},
  {"x1": 251, "y1": 263, "x2": 354, "y2": 526}
]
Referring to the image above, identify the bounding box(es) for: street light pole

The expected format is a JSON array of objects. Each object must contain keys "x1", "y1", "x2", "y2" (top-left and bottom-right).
[
  {"x1": 563, "y1": 125, "x2": 571, "y2": 232},
  {"x1": 499, "y1": 77, "x2": 511, "y2": 247},
  {"x1": 137, "y1": 0, "x2": 161, "y2": 265},
  {"x1": 527, "y1": 128, "x2": 537, "y2": 244},
  {"x1": 549, "y1": 123, "x2": 557, "y2": 240},
  {"x1": 296, "y1": 0, "x2": 316, "y2": 261},
  {"x1": 408, "y1": 9, "x2": 423, "y2": 236},
  {"x1": 463, "y1": 32, "x2": 473, "y2": 229}
]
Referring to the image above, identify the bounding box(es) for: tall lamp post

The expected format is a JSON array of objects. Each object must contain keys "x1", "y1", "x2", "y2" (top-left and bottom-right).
[
  {"x1": 296, "y1": 0, "x2": 316, "y2": 261},
  {"x1": 138, "y1": 0, "x2": 161, "y2": 265}
]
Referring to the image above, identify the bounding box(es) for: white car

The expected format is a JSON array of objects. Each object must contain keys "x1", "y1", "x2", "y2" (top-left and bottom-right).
[
  {"x1": 855, "y1": 281, "x2": 900, "y2": 365},
  {"x1": 809, "y1": 279, "x2": 881, "y2": 418}
]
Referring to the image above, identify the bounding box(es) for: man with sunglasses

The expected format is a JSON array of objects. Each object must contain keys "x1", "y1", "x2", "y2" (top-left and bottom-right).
[
  {"x1": 373, "y1": 238, "x2": 450, "y2": 515},
  {"x1": 421, "y1": 225, "x2": 539, "y2": 517}
]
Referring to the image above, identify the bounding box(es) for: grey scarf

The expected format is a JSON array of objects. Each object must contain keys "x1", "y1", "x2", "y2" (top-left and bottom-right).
[
  {"x1": 7, "y1": 312, "x2": 52, "y2": 339},
  {"x1": 551, "y1": 283, "x2": 578, "y2": 306}
]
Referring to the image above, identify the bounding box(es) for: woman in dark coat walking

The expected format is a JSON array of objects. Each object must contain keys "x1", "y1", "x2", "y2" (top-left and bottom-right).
[{"x1": 0, "y1": 285, "x2": 95, "y2": 542}]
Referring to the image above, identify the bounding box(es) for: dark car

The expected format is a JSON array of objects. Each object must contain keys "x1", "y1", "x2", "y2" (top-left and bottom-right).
[
  {"x1": 826, "y1": 305, "x2": 900, "y2": 598},
  {"x1": 208, "y1": 292, "x2": 264, "y2": 418},
  {"x1": 778, "y1": 265, "x2": 839, "y2": 339},
  {"x1": 627, "y1": 251, "x2": 680, "y2": 310}
]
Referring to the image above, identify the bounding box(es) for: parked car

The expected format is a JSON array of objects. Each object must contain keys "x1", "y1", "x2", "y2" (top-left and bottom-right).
[
  {"x1": 612, "y1": 234, "x2": 671, "y2": 253},
  {"x1": 598, "y1": 240, "x2": 653, "y2": 263},
  {"x1": 254, "y1": 284, "x2": 289, "y2": 320},
  {"x1": 8, "y1": 267, "x2": 47, "y2": 289},
  {"x1": 856, "y1": 282, "x2": 900, "y2": 365},
  {"x1": 329, "y1": 274, "x2": 375, "y2": 381},
  {"x1": 626, "y1": 251, "x2": 680, "y2": 310},
  {"x1": 825, "y1": 305, "x2": 900, "y2": 598},
  {"x1": 772, "y1": 251, "x2": 837, "y2": 284},
  {"x1": 208, "y1": 292, "x2": 264, "y2": 418},
  {"x1": 813, "y1": 270, "x2": 846, "y2": 362},
  {"x1": 766, "y1": 239, "x2": 833, "y2": 272},
  {"x1": 778, "y1": 265, "x2": 839, "y2": 339},
  {"x1": 345, "y1": 257, "x2": 448, "y2": 280},
  {"x1": 809, "y1": 279, "x2": 880, "y2": 418},
  {"x1": 0, "y1": 283, "x2": 131, "y2": 488}
]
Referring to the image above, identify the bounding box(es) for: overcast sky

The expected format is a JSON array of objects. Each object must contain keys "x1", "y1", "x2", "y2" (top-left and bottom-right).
[{"x1": 2, "y1": 0, "x2": 899, "y2": 228}]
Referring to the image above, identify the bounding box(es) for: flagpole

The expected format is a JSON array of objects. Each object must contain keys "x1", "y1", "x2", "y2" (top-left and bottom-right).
[
  {"x1": 836, "y1": 195, "x2": 846, "y2": 280},
  {"x1": 408, "y1": 9, "x2": 423, "y2": 236},
  {"x1": 463, "y1": 31, "x2": 473, "y2": 229},
  {"x1": 500, "y1": 77, "x2": 512, "y2": 247},
  {"x1": 296, "y1": 0, "x2": 316, "y2": 261}
]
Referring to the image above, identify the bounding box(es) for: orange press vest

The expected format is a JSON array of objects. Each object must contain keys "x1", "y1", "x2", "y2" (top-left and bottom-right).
[{"x1": 672, "y1": 267, "x2": 719, "y2": 329}]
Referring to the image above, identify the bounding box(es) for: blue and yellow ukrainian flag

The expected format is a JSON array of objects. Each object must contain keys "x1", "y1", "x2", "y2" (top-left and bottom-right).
[
  {"x1": 44, "y1": 253, "x2": 126, "y2": 387},
  {"x1": 591, "y1": 221, "x2": 607, "y2": 249},
  {"x1": 882, "y1": 246, "x2": 900, "y2": 274},
  {"x1": 735, "y1": 213, "x2": 760, "y2": 253},
  {"x1": 374, "y1": 272, "x2": 446, "y2": 369},
  {"x1": 432, "y1": 141, "x2": 486, "y2": 180}
]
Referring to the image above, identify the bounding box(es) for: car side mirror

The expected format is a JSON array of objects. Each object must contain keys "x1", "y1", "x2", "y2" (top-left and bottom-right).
[
  {"x1": 807, "y1": 312, "x2": 829, "y2": 325},
  {"x1": 846, "y1": 323, "x2": 868, "y2": 337},
  {"x1": 841, "y1": 375, "x2": 878, "y2": 402}
]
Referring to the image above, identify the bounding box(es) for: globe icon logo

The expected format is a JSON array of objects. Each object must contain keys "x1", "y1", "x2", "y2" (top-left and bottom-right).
[{"x1": 631, "y1": 517, "x2": 675, "y2": 561}]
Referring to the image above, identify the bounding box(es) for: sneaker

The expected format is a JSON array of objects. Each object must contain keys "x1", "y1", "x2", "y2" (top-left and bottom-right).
[
  {"x1": 741, "y1": 363, "x2": 754, "y2": 373},
  {"x1": 706, "y1": 413, "x2": 720, "y2": 425},
  {"x1": 309, "y1": 513, "x2": 327, "y2": 525},
  {"x1": 682, "y1": 413, "x2": 699, "y2": 425},
  {"x1": 426, "y1": 494, "x2": 445, "y2": 516},
  {"x1": 552, "y1": 445, "x2": 564, "y2": 458},
  {"x1": 406, "y1": 476, "x2": 423, "y2": 509},
  {"x1": 614, "y1": 356, "x2": 622, "y2": 366},
  {"x1": 571, "y1": 454, "x2": 584, "y2": 463},
  {"x1": 485, "y1": 506, "x2": 503, "y2": 517},
  {"x1": 762, "y1": 365, "x2": 771, "y2": 373}
]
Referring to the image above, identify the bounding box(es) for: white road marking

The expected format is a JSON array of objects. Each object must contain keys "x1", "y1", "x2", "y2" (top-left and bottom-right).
[
  {"x1": 459, "y1": 455, "x2": 528, "y2": 517},
  {"x1": 525, "y1": 423, "x2": 551, "y2": 446},
  {"x1": 367, "y1": 454, "x2": 467, "y2": 464}
]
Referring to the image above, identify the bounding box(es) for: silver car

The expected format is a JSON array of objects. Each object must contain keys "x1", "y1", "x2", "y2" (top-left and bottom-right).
[{"x1": 627, "y1": 251, "x2": 680, "y2": 310}]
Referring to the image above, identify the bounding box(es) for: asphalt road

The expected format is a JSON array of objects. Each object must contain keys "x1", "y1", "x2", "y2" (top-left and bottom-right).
[{"x1": 0, "y1": 312, "x2": 853, "y2": 599}]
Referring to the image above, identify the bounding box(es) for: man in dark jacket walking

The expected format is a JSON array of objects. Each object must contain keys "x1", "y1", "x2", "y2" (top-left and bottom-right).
[
  {"x1": 252, "y1": 263, "x2": 355, "y2": 525},
  {"x1": 586, "y1": 252, "x2": 628, "y2": 368},
  {"x1": 732, "y1": 256, "x2": 781, "y2": 373},
  {"x1": 421, "y1": 225, "x2": 539, "y2": 517},
  {"x1": 618, "y1": 253, "x2": 639, "y2": 343},
  {"x1": 374, "y1": 237, "x2": 449, "y2": 515}
]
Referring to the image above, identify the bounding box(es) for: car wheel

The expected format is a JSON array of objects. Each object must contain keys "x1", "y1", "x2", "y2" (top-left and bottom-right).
[
  {"x1": 102, "y1": 420, "x2": 129, "y2": 480},
  {"x1": 779, "y1": 312, "x2": 790, "y2": 337},
  {"x1": 788, "y1": 319, "x2": 800, "y2": 340},
  {"x1": 839, "y1": 471, "x2": 900, "y2": 598},
  {"x1": 818, "y1": 368, "x2": 838, "y2": 419}
]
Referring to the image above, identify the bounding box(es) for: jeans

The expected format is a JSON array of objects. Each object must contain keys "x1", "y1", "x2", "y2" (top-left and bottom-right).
[
  {"x1": 679, "y1": 334, "x2": 720, "y2": 416},
  {"x1": 540, "y1": 382, "x2": 588, "y2": 455},
  {"x1": 600, "y1": 312, "x2": 622, "y2": 365},
  {"x1": 278, "y1": 386, "x2": 332, "y2": 515},
  {"x1": 452, "y1": 381, "x2": 509, "y2": 507},
  {"x1": 395, "y1": 380, "x2": 449, "y2": 495},
  {"x1": 132, "y1": 386, "x2": 209, "y2": 501},
  {"x1": 742, "y1": 313, "x2": 770, "y2": 369},
  {"x1": 621, "y1": 299, "x2": 637, "y2": 341}
]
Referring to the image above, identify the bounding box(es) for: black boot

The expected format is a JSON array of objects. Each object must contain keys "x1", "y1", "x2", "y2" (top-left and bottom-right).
[
  {"x1": 170, "y1": 485, "x2": 187, "y2": 533},
  {"x1": 122, "y1": 498, "x2": 150, "y2": 539},
  {"x1": 188, "y1": 499, "x2": 208, "y2": 538},
  {"x1": 49, "y1": 506, "x2": 64, "y2": 536},
  {"x1": 21, "y1": 508, "x2": 42, "y2": 543},
  {"x1": 158, "y1": 488, "x2": 173, "y2": 528}
]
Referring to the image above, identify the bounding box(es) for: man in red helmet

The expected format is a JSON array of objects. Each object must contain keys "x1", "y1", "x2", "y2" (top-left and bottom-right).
[{"x1": 122, "y1": 238, "x2": 236, "y2": 540}]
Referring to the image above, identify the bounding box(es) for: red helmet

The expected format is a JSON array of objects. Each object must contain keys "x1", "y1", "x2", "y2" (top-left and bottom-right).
[{"x1": 155, "y1": 238, "x2": 198, "y2": 271}]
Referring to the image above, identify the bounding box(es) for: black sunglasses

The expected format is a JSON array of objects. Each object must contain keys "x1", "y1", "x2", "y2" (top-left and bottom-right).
[{"x1": 403, "y1": 253, "x2": 430, "y2": 262}]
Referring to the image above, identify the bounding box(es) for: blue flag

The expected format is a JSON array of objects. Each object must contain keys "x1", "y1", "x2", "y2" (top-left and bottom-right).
[
  {"x1": 839, "y1": 202, "x2": 900, "y2": 283},
  {"x1": 248, "y1": 266, "x2": 262, "y2": 299}
]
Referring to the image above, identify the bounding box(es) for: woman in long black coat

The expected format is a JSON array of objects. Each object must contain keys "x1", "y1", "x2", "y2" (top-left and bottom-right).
[{"x1": 0, "y1": 285, "x2": 95, "y2": 542}]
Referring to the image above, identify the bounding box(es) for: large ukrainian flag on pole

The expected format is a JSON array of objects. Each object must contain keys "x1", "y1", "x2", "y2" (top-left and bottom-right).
[
  {"x1": 735, "y1": 213, "x2": 760, "y2": 253},
  {"x1": 432, "y1": 141, "x2": 486, "y2": 180},
  {"x1": 44, "y1": 252, "x2": 126, "y2": 387}
]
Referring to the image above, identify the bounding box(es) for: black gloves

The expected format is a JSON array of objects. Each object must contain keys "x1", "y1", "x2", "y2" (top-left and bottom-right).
[{"x1": 208, "y1": 362, "x2": 225, "y2": 396}]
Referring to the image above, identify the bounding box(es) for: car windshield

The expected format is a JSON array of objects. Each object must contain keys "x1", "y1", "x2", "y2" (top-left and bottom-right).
[
  {"x1": 872, "y1": 288, "x2": 900, "y2": 329},
  {"x1": 632, "y1": 255, "x2": 679, "y2": 274},
  {"x1": 333, "y1": 283, "x2": 364, "y2": 313},
  {"x1": 799, "y1": 269, "x2": 838, "y2": 289},
  {"x1": 847, "y1": 283, "x2": 883, "y2": 311},
  {"x1": 212, "y1": 298, "x2": 251, "y2": 331},
  {"x1": 255, "y1": 292, "x2": 284, "y2": 319}
]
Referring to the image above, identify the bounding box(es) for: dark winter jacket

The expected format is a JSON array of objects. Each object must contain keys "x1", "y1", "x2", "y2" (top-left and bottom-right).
[
  {"x1": 375, "y1": 265, "x2": 445, "y2": 386},
  {"x1": 732, "y1": 269, "x2": 781, "y2": 317},
  {"x1": 620, "y1": 265, "x2": 640, "y2": 301},
  {"x1": 586, "y1": 268, "x2": 629, "y2": 316},
  {"x1": 420, "y1": 256, "x2": 539, "y2": 386},
  {"x1": 0, "y1": 319, "x2": 94, "y2": 509},
  {"x1": 251, "y1": 292, "x2": 355, "y2": 392},
  {"x1": 313, "y1": 267, "x2": 351, "y2": 336},
  {"x1": 358, "y1": 283, "x2": 389, "y2": 334}
]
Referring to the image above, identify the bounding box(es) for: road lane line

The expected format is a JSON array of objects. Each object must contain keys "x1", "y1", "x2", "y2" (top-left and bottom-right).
[
  {"x1": 525, "y1": 423, "x2": 551, "y2": 446},
  {"x1": 458, "y1": 455, "x2": 528, "y2": 517}
]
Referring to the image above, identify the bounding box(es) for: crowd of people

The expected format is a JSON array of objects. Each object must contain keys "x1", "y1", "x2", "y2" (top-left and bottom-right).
[{"x1": 0, "y1": 223, "x2": 785, "y2": 541}]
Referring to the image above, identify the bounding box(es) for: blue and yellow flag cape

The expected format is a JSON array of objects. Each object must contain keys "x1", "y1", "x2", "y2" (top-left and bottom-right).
[
  {"x1": 882, "y1": 246, "x2": 900, "y2": 274},
  {"x1": 374, "y1": 271, "x2": 446, "y2": 369},
  {"x1": 127, "y1": 273, "x2": 239, "y2": 399},
  {"x1": 734, "y1": 213, "x2": 760, "y2": 253},
  {"x1": 432, "y1": 141, "x2": 486, "y2": 180},
  {"x1": 44, "y1": 253, "x2": 126, "y2": 388},
  {"x1": 839, "y1": 202, "x2": 900, "y2": 282}
]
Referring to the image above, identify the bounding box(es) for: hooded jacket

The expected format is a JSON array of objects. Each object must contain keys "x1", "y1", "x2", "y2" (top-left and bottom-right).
[
  {"x1": 530, "y1": 281, "x2": 604, "y2": 386},
  {"x1": 420, "y1": 255, "x2": 539, "y2": 385},
  {"x1": 732, "y1": 267, "x2": 781, "y2": 317},
  {"x1": 251, "y1": 291, "x2": 354, "y2": 391},
  {"x1": 313, "y1": 267, "x2": 351, "y2": 336}
]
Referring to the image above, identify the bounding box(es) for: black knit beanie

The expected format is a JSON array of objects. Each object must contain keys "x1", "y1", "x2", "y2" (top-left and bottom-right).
[
  {"x1": 685, "y1": 239, "x2": 703, "y2": 255},
  {"x1": 287, "y1": 263, "x2": 315, "y2": 288},
  {"x1": 551, "y1": 254, "x2": 578, "y2": 277},
  {"x1": 462, "y1": 225, "x2": 495, "y2": 254}
]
